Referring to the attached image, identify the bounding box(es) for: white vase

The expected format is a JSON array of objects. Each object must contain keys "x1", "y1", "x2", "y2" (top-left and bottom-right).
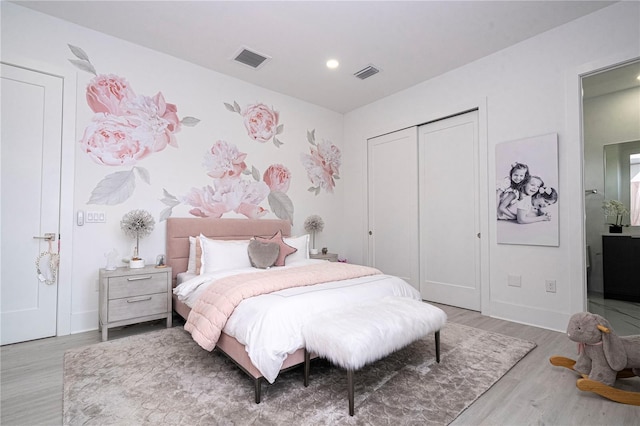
[
  {"x1": 129, "y1": 259, "x2": 145, "y2": 269},
  {"x1": 309, "y1": 248, "x2": 319, "y2": 255}
]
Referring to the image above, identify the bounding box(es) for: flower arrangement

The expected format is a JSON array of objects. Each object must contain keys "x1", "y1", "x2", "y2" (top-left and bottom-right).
[
  {"x1": 120, "y1": 209, "x2": 155, "y2": 259},
  {"x1": 304, "y1": 215, "x2": 324, "y2": 249},
  {"x1": 602, "y1": 200, "x2": 628, "y2": 227}
]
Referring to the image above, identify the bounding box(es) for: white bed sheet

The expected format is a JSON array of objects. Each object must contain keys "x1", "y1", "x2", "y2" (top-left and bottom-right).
[{"x1": 174, "y1": 260, "x2": 421, "y2": 383}]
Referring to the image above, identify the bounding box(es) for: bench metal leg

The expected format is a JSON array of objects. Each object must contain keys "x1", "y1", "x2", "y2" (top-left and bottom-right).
[
  {"x1": 254, "y1": 377, "x2": 262, "y2": 404},
  {"x1": 347, "y1": 369, "x2": 355, "y2": 416},
  {"x1": 435, "y1": 330, "x2": 441, "y2": 363},
  {"x1": 304, "y1": 349, "x2": 310, "y2": 387}
]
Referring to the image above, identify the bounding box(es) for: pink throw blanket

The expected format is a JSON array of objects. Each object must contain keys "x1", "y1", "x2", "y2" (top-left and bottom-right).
[{"x1": 184, "y1": 262, "x2": 382, "y2": 351}]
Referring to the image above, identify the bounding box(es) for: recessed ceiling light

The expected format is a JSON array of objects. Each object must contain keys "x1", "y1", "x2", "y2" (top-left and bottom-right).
[
  {"x1": 636, "y1": 74, "x2": 640, "y2": 81},
  {"x1": 326, "y1": 59, "x2": 339, "y2": 69}
]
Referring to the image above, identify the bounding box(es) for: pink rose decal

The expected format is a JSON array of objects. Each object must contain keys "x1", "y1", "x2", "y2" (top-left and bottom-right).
[
  {"x1": 68, "y1": 45, "x2": 199, "y2": 205},
  {"x1": 263, "y1": 164, "x2": 291, "y2": 193},
  {"x1": 180, "y1": 178, "x2": 269, "y2": 219},
  {"x1": 86, "y1": 74, "x2": 135, "y2": 115},
  {"x1": 224, "y1": 100, "x2": 284, "y2": 147},
  {"x1": 80, "y1": 114, "x2": 154, "y2": 166},
  {"x1": 203, "y1": 140, "x2": 248, "y2": 179},
  {"x1": 301, "y1": 132, "x2": 341, "y2": 194}
]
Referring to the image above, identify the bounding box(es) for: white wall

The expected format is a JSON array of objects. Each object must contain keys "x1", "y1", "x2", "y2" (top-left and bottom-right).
[
  {"x1": 2, "y1": 3, "x2": 344, "y2": 334},
  {"x1": 584, "y1": 87, "x2": 640, "y2": 293},
  {"x1": 342, "y1": 2, "x2": 640, "y2": 331}
]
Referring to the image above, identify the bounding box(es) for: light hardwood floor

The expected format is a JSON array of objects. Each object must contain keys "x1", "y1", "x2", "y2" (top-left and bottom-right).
[{"x1": 1, "y1": 306, "x2": 638, "y2": 425}]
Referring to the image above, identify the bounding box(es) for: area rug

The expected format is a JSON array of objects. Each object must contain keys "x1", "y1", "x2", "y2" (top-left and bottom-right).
[{"x1": 63, "y1": 323, "x2": 536, "y2": 425}]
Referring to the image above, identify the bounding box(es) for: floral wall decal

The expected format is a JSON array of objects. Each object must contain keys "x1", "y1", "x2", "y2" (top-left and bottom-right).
[
  {"x1": 160, "y1": 141, "x2": 294, "y2": 223},
  {"x1": 68, "y1": 44, "x2": 200, "y2": 205},
  {"x1": 301, "y1": 129, "x2": 342, "y2": 195},
  {"x1": 224, "y1": 101, "x2": 284, "y2": 147}
]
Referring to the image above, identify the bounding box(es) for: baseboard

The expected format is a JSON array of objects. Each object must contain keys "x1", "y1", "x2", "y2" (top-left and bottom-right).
[{"x1": 490, "y1": 300, "x2": 568, "y2": 333}]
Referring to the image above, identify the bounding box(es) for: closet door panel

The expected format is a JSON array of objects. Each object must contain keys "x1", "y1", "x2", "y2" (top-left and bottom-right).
[
  {"x1": 419, "y1": 111, "x2": 480, "y2": 310},
  {"x1": 367, "y1": 128, "x2": 419, "y2": 289}
]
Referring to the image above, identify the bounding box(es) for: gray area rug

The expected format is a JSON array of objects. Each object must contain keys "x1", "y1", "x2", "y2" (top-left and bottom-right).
[{"x1": 64, "y1": 323, "x2": 536, "y2": 425}]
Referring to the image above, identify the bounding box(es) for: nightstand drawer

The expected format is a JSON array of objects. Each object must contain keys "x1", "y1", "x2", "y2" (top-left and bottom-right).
[
  {"x1": 108, "y1": 292, "x2": 168, "y2": 322},
  {"x1": 108, "y1": 273, "x2": 168, "y2": 299}
]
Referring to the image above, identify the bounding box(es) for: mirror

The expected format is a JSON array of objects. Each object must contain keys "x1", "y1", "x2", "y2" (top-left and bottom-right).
[{"x1": 604, "y1": 141, "x2": 640, "y2": 227}]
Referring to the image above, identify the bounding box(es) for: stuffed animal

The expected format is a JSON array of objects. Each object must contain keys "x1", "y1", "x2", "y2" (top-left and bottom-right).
[{"x1": 566, "y1": 312, "x2": 640, "y2": 386}]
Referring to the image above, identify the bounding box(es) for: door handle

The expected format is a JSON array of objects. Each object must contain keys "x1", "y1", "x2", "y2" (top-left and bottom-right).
[{"x1": 33, "y1": 233, "x2": 56, "y2": 241}]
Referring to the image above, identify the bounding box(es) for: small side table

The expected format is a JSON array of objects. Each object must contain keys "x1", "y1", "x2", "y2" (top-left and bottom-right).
[
  {"x1": 99, "y1": 265, "x2": 172, "y2": 341},
  {"x1": 310, "y1": 253, "x2": 339, "y2": 262}
]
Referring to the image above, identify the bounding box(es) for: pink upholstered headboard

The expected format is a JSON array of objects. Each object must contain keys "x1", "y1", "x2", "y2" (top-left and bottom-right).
[{"x1": 165, "y1": 218, "x2": 292, "y2": 286}]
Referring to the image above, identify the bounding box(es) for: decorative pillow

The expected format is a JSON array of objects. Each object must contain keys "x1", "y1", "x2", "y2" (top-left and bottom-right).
[
  {"x1": 283, "y1": 234, "x2": 310, "y2": 264},
  {"x1": 255, "y1": 230, "x2": 297, "y2": 267},
  {"x1": 187, "y1": 236, "x2": 197, "y2": 274},
  {"x1": 199, "y1": 236, "x2": 251, "y2": 274},
  {"x1": 247, "y1": 239, "x2": 280, "y2": 269}
]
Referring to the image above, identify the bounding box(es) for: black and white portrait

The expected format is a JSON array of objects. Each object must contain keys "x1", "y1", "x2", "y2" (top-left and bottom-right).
[{"x1": 496, "y1": 133, "x2": 559, "y2": 246}]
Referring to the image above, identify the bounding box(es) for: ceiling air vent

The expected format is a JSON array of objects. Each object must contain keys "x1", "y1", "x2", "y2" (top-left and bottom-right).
[
  {"x1": 354, "y1": 65, "x2": 381, "y2": 80},
  {"x1": 232, "y1": 47, "x2": 271, "y2": 70}
]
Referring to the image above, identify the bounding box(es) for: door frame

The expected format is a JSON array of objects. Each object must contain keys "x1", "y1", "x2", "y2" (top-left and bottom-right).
[
  {"x1": 363, "y1": 98, "x2": 490, "y2": 315},
  {"x1": 566, "y1": 49, "x2": 640, "y2": 317},
  {"x1": 1, "y1": 59, "x2": 77, "y2": 336}
]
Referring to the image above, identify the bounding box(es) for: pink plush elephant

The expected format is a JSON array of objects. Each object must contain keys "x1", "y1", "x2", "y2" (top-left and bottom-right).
[{"x1": 566, "y1": 312, "x2": 640, "y2": 386}]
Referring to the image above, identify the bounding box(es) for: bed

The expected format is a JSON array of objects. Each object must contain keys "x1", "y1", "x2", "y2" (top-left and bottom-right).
[{"x1": 165, "y1": 217, "x2": 421, "y2": 403}]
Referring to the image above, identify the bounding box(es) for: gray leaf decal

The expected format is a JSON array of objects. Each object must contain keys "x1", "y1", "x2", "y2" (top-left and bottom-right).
[
  {"x1": 135, "y1": 166, "x2": 151, "y2": 184},
  {"x1": 233, "y1": 101, "x2": 241, "y2": 113},
  {"x1": 68, "y1": 59, "x2": 97, "y2": 76},
  {"x1": 268, "y1": 191, "x2": 294, "y2": 224},
  {"x1": 273, "y1": 137, "x2": 283, "y2": 148},
  {"x1": 251, "y1": 166, "x2": 261, "y2": 182},
  {"x1": 334, "y1": 175, "x2": 340, "y2": 180},
  {"x1": 307, "y1": 129, "x2": 316, "y2": 145},
  {"x1": 159, "y1": 206, "x2": 174, "y2": 222},
  {"x1": 68, "y1": 44, "x2": 90, "y2": 62},
  {"x1": 161, "y1": 189, "x2": 180, "y2": 207},
  {"x1": 224, "y1": 102, "x2": 236, "y2": 112},
  {"x1": 87, "y1": 170, "x2": 136, "y2": 205},
  {"x1": 181, "y1": 116, "x2": 200, "y2": 126},
  {"x1": 242, "y1": 168, "x2": 252, "y2": 175},
  {"x1": 308, "y1": 186, "x2": 317, "y2": 193},
  {"x1": 276, "y1": 124, "x2": 284, "y2": 135}
]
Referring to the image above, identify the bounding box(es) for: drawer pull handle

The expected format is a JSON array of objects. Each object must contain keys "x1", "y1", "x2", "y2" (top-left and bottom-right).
[
  {"x1": 127, "y1": 296, "x2": 152, "y2": 303},
  {"x1": 127, "y1": 276, "x2": 152, "y2": 281}
]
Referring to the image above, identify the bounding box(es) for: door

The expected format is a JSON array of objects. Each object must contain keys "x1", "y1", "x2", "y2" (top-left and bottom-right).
[
  {"x1": 419, "y1": 111, "x2": 480, "y2": 310},
  {"x1": 1, "y1": 64, "x2": 63, "y2": 345},
  {"x1": 367, "y1": 127, "x2": 419, "y2": 289}
]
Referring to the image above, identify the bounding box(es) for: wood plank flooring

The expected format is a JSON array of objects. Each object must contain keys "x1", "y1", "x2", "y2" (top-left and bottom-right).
[{"x1": 1, "y1": 306, "x2": 638, "y2": 425}]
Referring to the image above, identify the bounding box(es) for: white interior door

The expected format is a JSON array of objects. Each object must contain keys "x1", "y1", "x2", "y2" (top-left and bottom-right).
[
  {"x1": 419, "y1": 111, "x2": 480, "y2": 310},
  {"x1": 1, "y1": 64, "x2": 63, "y2": 345},
  {"x1": 367, "y1": 127, "x2": 419, "y2": 289}
]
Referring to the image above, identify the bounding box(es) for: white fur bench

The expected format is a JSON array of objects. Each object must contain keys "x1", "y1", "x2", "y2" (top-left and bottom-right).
[{"x1": 301, "y1": 296, "x2": 447, "y2": 416}]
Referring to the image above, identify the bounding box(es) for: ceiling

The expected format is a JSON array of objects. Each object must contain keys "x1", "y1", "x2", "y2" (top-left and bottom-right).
[{"x1": 13, "y1": 1, "x2": 617, "y2": 113}]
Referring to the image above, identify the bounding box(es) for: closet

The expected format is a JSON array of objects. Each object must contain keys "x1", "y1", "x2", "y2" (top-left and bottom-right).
[{"x1": 367, "y1": 111, "x2": 481, "y2": 310}]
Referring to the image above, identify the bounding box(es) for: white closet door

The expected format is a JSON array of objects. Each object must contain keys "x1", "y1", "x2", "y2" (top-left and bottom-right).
[
  {"x1": 367, "y1": 128, "x2": 419, "y2": 289},
  {"x1": 419, "y1": 111, "x2": 480, "y2": 310}
]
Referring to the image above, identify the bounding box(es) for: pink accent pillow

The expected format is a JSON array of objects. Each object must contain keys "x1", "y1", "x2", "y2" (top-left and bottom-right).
[{"x1": 255, "y1": 230, "x2": 297, "y2": 266}]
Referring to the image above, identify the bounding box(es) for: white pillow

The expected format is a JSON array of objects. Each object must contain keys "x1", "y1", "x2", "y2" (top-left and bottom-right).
[
  {"x1": 199, "y1": 235, "x2": 251, "y2": 274},
  {"x1": 283, "y1": 234, "x2": 310, "y2": 264},
  {"x1": 187, "y1": 236, "x2": 197, "y2": 274}
]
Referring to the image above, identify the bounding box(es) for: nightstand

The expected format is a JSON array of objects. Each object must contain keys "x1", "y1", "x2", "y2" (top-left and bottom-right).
[
  {"x1": 310, "y1": 253, "x2": 339, "y2": 262},
  {"x1": 99, "y1": 265, "x2": 172, "y2": 341}
]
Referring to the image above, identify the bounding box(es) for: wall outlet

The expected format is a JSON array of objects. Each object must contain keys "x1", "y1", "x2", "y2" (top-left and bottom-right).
[
  {"x1": 508, "y1": 274, "x2": 522, "y2": 287},
  {"x1": 545, "y1": 279, "x2": 557, "y2": 293}
]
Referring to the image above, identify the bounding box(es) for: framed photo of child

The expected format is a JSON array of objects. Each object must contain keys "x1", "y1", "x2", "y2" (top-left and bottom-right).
[{"x1": 496, "y1": 133, "x2": 559, "y2": 247}]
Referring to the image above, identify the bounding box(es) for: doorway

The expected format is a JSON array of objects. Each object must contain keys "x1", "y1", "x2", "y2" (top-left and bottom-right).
[
  {"x1": 582, "y1": 59, "x2": 640, "y2": 336},
  {"x1": 1, "y1": 64, "x2": 63, "y2": 345}
]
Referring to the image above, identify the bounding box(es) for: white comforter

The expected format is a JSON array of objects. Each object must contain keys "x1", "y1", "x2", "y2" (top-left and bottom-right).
[{"x1": 174, "y1": 259, "x2": 420, "y2": 383}]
